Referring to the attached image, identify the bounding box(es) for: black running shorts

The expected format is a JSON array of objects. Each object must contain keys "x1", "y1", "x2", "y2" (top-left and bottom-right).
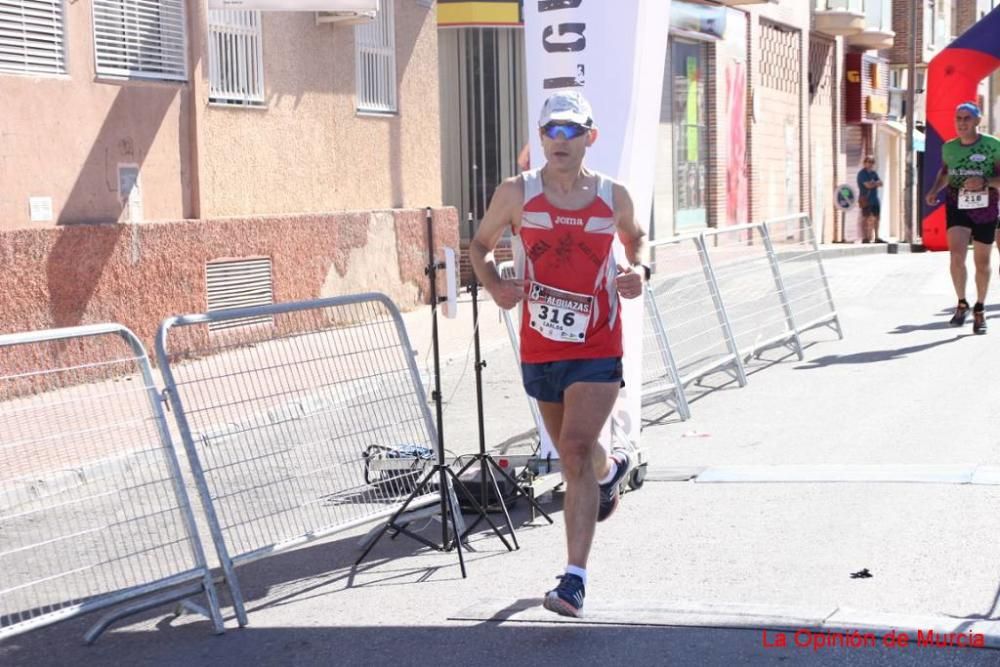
[{"x1": 946, "y1": 207, "x2": 999, "y2": 244}]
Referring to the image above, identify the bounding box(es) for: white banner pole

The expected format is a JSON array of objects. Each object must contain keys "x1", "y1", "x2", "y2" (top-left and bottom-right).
[{"x1": 523, "y1": 0, "x2": 670, "y2": 457}]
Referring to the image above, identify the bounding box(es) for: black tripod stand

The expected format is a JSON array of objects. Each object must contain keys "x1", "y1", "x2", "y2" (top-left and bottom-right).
[
  {"x1": 356, "y1": 208, "x2": 513, "y2": 577},
  {"x1": 455, "y1": 214, "x2": 553, "y2": 542}
]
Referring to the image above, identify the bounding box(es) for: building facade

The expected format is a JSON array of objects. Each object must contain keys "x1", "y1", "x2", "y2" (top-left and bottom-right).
[
  {"x1": 0, "y1": 0, "x2": 455, "y2": 345},
  {"x1": 1, "y1": 0, "x2": 442, "y2": 227}
]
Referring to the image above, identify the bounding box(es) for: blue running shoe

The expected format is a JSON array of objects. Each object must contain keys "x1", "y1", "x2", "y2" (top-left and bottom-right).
[
  {"x1": 597, "y1": 448, "x2": 631, "y2": 522},
  {"x1": 543, "y1": 573, "x2": 585, "y2": 617}
]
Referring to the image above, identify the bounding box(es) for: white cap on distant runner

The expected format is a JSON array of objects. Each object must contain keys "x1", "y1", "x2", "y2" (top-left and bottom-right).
[{"x1": 538, "y1": 90, "x2": 594, "y2": 127}]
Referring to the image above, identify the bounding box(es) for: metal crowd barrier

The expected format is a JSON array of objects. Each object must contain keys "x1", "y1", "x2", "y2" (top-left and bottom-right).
[
  {"x1": 701, "y1": 223, "x2": 804, "y2": 362},
  {"x1": 761, "y1": 214, "x2": 843, "y2": 340},
  {"x1": 497, "y1": 261, "x2": 546, "y2": 433},
  {"x1": 0, "y1": 324, "x2": 223, "y2": 643},
  {"x1": 156, "y1": 293, "x2": 440, "y2": 626},
  {"x1": 642, "y1": 214, "x2": 841, "y2": 419},
  {"x1": 643, "y1": 236, "x2": 744, "y2": 419}
]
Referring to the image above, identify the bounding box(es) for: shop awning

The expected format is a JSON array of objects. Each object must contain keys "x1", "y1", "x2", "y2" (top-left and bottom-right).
[
  {"x1": 881, "y1": 120, "x2": 926, "y2": 152},
  {"x1": 437, "y1": 0, "x2": 522, "y2": 27}
]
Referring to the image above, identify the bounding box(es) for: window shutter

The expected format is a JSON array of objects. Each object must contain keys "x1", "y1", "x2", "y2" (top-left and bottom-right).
[
  {"x1": 208, "y1": 9, "x2": 264, "y2": 106},
  {"x1": 0, "y1": 0, "x2": 66, "y2": 75},
  {"x1": 92, "y1": 0, "x2": 187, "y2": 81},
  {"x1": 355, "y1": 0, "x2": 396, "y2": 113}
]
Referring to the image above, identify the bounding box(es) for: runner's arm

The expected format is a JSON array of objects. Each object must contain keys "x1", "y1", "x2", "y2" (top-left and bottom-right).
[
  {"x1": 470, "y1": 178, "x2": 524, "y2": 309},
  {"x1": 925, "y1": 165, "x2": 948, "y2": 203},
  {"x1": 612, "y1": 183, "x2": 645, "y2": 267}
]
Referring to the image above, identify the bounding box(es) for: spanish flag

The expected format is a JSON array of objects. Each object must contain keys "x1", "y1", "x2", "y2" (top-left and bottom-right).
[{"x1": 437, "y1": 0, "x2": 522, "y2": 27}]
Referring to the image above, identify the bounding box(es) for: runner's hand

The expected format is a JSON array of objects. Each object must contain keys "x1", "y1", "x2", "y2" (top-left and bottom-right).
[
  {"x1": 489, "y1": 278, "x2": 524, "y2": 310},
  {"x1": 615, "y1": 266, "x2": 642, "y2": 299},
  {"x1": 924, "y1": 191, "x2": 938, "y2": 206}
]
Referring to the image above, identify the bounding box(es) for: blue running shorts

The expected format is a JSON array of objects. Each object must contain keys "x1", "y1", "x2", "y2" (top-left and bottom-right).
[{"x1": 521, "y1": 357, "x2": 624, "y2": 404}]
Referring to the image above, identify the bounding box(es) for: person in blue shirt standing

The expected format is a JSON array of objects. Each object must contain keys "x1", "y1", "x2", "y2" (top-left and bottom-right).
[{"x1": 857, "y1": 155, "x2": 885, "y2": 243}]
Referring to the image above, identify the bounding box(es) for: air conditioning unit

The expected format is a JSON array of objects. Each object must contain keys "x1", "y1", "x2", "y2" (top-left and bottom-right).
[
  {"x1": 316, "y1": 0, "x2": 378, "y2": 25},
  {"x1": 210, "y1": 0, "x2": 376, "y2": 10},
  {"x1": 316, "y1": 10, "x2": 375, "y2": 25}
]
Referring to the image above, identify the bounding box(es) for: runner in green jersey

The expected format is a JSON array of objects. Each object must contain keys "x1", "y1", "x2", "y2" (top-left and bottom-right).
[{"x1": 925, "y1": 102, "x2": 1000, "y2": 334}]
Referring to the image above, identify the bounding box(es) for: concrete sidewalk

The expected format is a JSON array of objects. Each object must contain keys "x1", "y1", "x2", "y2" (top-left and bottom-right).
[{"x1": 5, "y1": 247, "x2": 1000, "y2": 666}]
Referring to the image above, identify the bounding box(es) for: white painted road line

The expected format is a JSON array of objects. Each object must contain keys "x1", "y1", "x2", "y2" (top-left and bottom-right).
[{"x1": 642, "y1": 464, "x2": 1000, "y2": 485}]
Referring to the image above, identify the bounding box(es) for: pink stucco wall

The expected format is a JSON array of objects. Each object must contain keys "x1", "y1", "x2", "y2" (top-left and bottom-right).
[
  {"x1": 1, "y1": 1, "x2": 441, "y2": 229},
  {"x1": 0, "y1": 208, "x2": 458, "y2": 384},
  {"x1": 0, "y1": 1, "x2": 192, "y2": 229},
  {"x1": 192, "y1": 3, "x2": 443, "y2": 217}
]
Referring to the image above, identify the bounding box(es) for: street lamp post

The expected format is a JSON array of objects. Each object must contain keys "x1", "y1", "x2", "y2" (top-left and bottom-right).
[{"x1": 904, "y1": 0, "x2": 918, "y2": 244}]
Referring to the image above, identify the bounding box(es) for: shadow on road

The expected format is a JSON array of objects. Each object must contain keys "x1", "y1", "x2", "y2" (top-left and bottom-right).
[{"x1": 794, "y1": 335, "x2": 964, "y2": 369}]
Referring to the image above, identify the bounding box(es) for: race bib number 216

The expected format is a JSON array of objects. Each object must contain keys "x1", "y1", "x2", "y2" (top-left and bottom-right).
[{"x1": 958, "y1": 189, "x2": 988, "y2": 210}]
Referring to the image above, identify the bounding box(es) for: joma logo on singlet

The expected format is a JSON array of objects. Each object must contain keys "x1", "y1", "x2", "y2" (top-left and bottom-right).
[{"x1": 554, "y1": 215, "x2": 584, "y2": 226}]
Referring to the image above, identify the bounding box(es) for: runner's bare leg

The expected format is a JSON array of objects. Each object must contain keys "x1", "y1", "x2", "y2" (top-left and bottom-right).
[{"x1": 538, "y1": 381, "x2": 618, "y2": 569}]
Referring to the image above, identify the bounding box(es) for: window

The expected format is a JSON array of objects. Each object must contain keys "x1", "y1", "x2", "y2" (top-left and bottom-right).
[
  {"x1": 355, "y1": 0, "x2": 396, "y2": 113},
  {"x1": 888, "y1": 67, "x2": 901, "y2": 89},
  {"x1": 822, "y1": 0, "x2": 863, "y2": 12},
  {"x1": 208, "y1": 9, "x2": 264, "y2": 106},
  {"x1": 92, "y1": 0, "x2": 186, "y2": 81},
  {"x1": 866, "y1": 0, "x2": 892, "y2": 32},
  {"x1": 0, "y1": 0, "x2": 66, "y2": 75},
  {"x1": 670, "y1": 39, "x2": 708, "y2": 230},
  {"x1": 924, "y1": 0, "x2": 952, "y2": 52}
]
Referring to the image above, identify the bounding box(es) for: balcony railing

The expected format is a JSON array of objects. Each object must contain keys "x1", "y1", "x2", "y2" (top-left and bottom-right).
[
  {"x1": 819, "y1": 0, "x2": 864, "y2": 12},
  {"x1": 815, "y1": 0, "x2": 894, "y2": 47},
  {"x1": 845, "y1": 0, "x2": 894, "y2": 49},
  {"x1": 814, "y1": 0, "x2": 865, "y2": 36}
]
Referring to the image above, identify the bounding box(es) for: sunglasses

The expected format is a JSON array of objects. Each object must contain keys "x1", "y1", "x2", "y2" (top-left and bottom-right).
[{"x1": 542, "y1": 123, "x2": 589, "y2": 140}]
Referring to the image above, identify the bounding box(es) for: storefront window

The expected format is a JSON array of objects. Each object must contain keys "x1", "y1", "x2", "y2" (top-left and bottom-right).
[{"x1": 671, "y1": 39, "x2": 708, "y2": 230}]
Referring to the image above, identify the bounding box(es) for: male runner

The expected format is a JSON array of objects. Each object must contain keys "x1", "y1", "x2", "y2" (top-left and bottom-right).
[
  {"x1": 925, "y1": 101, "x2": 1000, "y2": 334},
  {"x1": 469, "y1": 90, "x2": 644, "y2": 617}
]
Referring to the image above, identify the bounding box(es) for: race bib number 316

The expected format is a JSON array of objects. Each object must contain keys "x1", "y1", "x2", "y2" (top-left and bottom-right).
[{"x1": 527, "y1": 282, "x2": 593, "y2": 343}]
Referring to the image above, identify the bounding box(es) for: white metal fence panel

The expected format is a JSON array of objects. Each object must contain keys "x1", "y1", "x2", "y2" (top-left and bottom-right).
[
  {"x1": 92, "y1": 0, "x2": 187, "y2": 81},
  {"x1": 497, "y1": 261, "x2": 546, "y2": 434},
  {"x1": 0, "y1": 324, "x2": 223, "y2": 643},
  {"x1": 0, "y1": 0, "x2": 65, "y2": 75},
  {"x1": 700, "y1": 224, "x2": 802, "y2": 361},
  {"x1": 208, "y1": 9, "x2": 264, "y2": 105},
  {"x1": 762, "y1": 214, "x2": 843, "y2": 339},
  {"x1": 641, "y1": 286, "x2": 690, "y2": 420},
  {"x1": 156, "y1": 293, "x2": 439, "y2": 626},
  {"x1": 644, "y1": 236, "x2": 746, "y2": 400}
]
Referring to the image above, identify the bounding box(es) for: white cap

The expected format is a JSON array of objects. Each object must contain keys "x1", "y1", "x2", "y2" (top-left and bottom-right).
[{"x1": 538, "y1": 90, "x2": 594, "y2": 127}]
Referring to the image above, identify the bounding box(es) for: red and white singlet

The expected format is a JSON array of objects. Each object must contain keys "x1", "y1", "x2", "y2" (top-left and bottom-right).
[{"x1": 512, "y1": 168, "x2": 622, "y2": 364}]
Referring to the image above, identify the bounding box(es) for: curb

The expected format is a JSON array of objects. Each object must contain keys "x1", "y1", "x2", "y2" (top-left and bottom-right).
[{"x1": 451, "y1": 598, "x2": 1000, "y2": 650}]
